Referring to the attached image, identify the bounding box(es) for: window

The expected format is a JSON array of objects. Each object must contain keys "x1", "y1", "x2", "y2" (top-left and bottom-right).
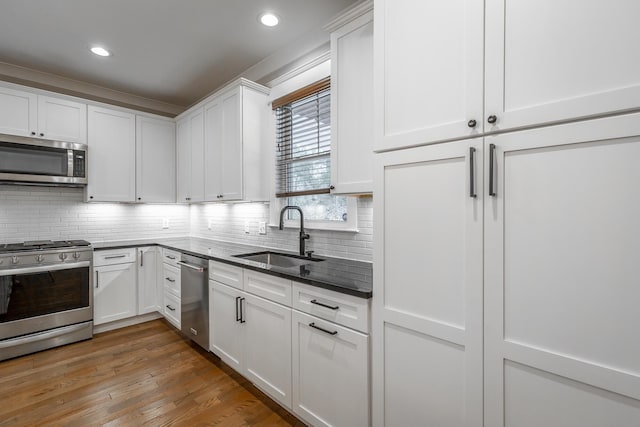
[{"x1": 273, "y1": 77, "x2": 355, "y2": 229}]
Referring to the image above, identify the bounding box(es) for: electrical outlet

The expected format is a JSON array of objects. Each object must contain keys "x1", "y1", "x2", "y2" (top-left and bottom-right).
[
  {"x1": 162, "y1": 218, "x2": 170, "y2": 229},
  {"x1": 258, "y1": 221, "x2": 266, "y2": 235},
  {"x1": 208, "y1": 219, "x2": 213, "y2": 230},
  {"x1": 244, "y1": 221, "x2": 250, "y2": 234}
]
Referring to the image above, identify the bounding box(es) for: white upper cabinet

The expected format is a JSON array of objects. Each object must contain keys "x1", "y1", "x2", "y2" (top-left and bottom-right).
[
  {"x1": 485, "y1": 0, "x2": 640, "y2": 133},
  {"x1": 0, "y1": 84, "x2": 86, "y2": 143},
  {"x1": 376, "y1": 0, "x2": 640, "y2": 151},
  {"x1": 328, "y1": 1, "x2": 374, "y2": 194},
  {"x1": 0, "y1": 85, "x2": 37, "y2": 137},
  {"x1": 203, "y1": 79, "x2": 269, "y2": 202},
  {"x1": 136, "y1": 115, "x2": 176, "y2": 203},
  {"x1": 374, "y1": 0, "x2": 484, "y2": 152},
  {"x1": 176, "y1": 108, "x2": 205, "y2": 203},
  {"x1": 86, "y1": 106, "x2": 136, "y2": 202},
  {"x1": 37, "y1": 95, "x2": 87, "y2": 144}
]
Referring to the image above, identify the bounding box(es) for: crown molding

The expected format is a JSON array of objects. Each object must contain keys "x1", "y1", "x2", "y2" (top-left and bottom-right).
[{"x1": 324, "y1": 0, "x2": 373, "y2": 33}]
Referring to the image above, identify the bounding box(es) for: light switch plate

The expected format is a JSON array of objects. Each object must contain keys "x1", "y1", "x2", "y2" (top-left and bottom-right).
[
  {"x1": 162, "y1": 218, "x2": 170, "y2": 229},
  {"x1": 258, "y1": 221, "x2": 266, "y2": 235}
]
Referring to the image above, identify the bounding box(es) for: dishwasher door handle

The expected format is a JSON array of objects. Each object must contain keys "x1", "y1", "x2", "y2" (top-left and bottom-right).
[{"x1": 177, "y1": 261, "x2": 206, "y2": 273}]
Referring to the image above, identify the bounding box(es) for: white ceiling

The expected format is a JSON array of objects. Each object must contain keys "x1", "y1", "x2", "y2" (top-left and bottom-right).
[{"x1": 0, "y1": 0, "x2": 358, "y2": 113}]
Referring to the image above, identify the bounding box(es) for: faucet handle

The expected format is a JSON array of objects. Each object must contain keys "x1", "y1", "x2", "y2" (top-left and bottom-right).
[{"x1": 305, "y1": 250, "x2": 315, "y2": 258}]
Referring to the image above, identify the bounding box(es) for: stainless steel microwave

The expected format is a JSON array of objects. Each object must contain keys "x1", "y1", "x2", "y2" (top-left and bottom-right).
[{"x1": 0, "y1": 134, "x2": 87, "y2": 186}]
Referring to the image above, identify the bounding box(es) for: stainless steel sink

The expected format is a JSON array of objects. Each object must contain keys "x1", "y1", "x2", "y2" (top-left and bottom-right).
[{"x1": 234, "y1": 251, "x2": 324, "y2": 268}]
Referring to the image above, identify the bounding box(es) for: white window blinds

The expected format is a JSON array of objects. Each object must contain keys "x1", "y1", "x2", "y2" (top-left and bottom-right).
[{"x1": 273, "y1": 78, "x2": 331, "y2": 198}]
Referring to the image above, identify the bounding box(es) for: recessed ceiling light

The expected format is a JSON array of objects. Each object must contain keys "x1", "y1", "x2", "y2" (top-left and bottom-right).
[
  {"x1": 90, "y1": 46, "x2": 111, "y2": 57},
  {"x1": 259, "y1": 12, "x2": 279, "y2": 27}
]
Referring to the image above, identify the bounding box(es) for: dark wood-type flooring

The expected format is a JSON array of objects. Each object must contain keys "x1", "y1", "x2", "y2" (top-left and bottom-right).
[{"x1": 0, "y1": 319, "x2": 305, "y2": 426}]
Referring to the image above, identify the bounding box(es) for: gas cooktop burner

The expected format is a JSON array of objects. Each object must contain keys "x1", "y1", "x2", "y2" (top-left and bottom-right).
[{"x1": 0, "y1": 239, "x2": 92, "y2": 252}]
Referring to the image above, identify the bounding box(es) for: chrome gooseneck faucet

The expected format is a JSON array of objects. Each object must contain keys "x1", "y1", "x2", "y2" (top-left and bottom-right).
[{"x1": 279, "y1": 205, "x2": 310, "y2": 256}]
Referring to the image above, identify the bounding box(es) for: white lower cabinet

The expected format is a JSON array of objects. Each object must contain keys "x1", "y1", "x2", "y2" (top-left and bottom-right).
[
  {"x1": 209, "y1": 280, "x2": 292, "y2": 408},
  {"x1": 161, "y1": 249, "x2": 182, "y2": 328},
  {"x1": 163, "y1": 292, "x2": 181, "y2": 329},
  {"x1": 137, "y1": 246, "x2": 158, "y2": 315},
  {"x1": 94, "y1": 262, "x2": 137, "y2": 326},
  {"x1": 292, "y1": 310, "x2": 369, "y2": 427}
]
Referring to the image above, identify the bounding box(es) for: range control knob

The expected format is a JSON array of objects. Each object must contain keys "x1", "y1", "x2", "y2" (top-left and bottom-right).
[
  {"x1": 73, "y1": 252, "x2": 80, "y2": 260},
  {"x1": 59, "y1": 253, "x2": 68, "y2": 261},
  {"x1": 36, "y1": 254, "x2": 45, "y2": 263},
  {"x1": 11, "y1": 256, "x2": 19, "y2": 265}
]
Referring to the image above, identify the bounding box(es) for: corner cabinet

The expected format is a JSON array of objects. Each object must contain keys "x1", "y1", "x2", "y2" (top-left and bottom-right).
[
  {"x1": 373, "y1": 113, "x2": 640, "y2": 426},
  {"x1": 203, "y1": 79, "x2": 269, "y2": 202},
  {"x1": 176, "y1": 108, "x2": 205, "y2": 203},
  {"x1": 136, "y1": 116, "x2": 176, "y2": 203},
  {"x1": 327, "y1": 1, "x2": 374, "y2": 194},
  {"x1": 374, "y1": 0, "x2": 640, "y2": 152},
  {"x1": 87, "y1": 106, "x2": 136, "y2": 202},
  {"x1": 0, "y1": 84, "x2": 86, "y2": 143}
]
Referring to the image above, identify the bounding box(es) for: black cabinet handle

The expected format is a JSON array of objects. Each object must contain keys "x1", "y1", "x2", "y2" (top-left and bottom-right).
[
  {"x1": 31, "y1": 131, "x2": 36, "y2": 136},
  {"x1": 140, "y1": 250, "x2": 143, "y2": 267},
  {"x1": 236, "y1": 296, "x2": 241, "y2": 322},
  {"x1": 467, "y1": 119, "x2": 477, "y2": 128},
  {"x1": 489, "y1": 143, "x2": 496, "y2": 197},
  {"x1": 487, "y1": 115, "x2": 497, "y2": 124},
  {"x1": 310, "y1": 299, "x2": 339, "y2": 310},
  {"x1": 165, "y1": 277, "x2": 175, "y2": 283},
  {"x1": 39, "y1": 133, "x2": 44, "y2": 137},
  {"x1": 166, "y1": 305, "x2": 176, "y2": 311},
  {"x1": 239, "y1": 297, "x2": 246, "y2": 323},
  {"x1": 469, "y1": 147, "x2": 477, "y2": 198},
  {"x1": 309, "y1": 322, "x2": 337, "y2": 336},
  {"x1": 330, "y1": 185, "x2": 335, "y2": 190}
]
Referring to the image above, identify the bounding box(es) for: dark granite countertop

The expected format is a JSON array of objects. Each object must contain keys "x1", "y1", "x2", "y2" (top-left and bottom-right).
[{"x1": 93, "y1": 237, "x2": 372, "y2": 299}]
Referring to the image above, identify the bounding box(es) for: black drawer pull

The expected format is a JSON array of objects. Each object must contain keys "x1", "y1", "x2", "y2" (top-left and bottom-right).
[
  {"x1": 166, "y1": 305, "x2": 176, "y2": 311},
  {"x1": 165, "y1": 277, "x2": 176, "y2": 283},
  {"x1": 310, "y1": 299, "x2": 339, "y2": 310},
  {"x1": 166, "y1": 255, "x2": 177, "y2": 260},
  {"x1": 236, "y1": 296, "x2": 241, "y2": 322},
  {"x1": 309, "y1": 322, "x2": 337, "y2": 336}
]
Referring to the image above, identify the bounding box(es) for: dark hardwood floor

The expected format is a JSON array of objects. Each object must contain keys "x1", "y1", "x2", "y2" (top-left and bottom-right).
[{"x1": 0, "y1": 319, "x2": 305, "y2": 426}]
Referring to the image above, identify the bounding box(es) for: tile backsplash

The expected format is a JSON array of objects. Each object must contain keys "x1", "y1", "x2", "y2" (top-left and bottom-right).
[
  {"x1": 190, "y1": 196, "x2": 373, "y2": 262},
  {"x1": 0, "y1": 186, "x2": 189, "y2": 243},
  {"x1": 0, "y1": 186, "x2": 373, "y2": 262}
]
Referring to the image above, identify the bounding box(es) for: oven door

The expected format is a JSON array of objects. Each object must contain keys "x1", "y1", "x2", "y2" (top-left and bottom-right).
[{"x1": 0, "y1": 261, "x2": 92, "y2": 340}]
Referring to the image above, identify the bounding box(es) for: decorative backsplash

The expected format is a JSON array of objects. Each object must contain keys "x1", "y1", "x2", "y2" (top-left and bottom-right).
[{"x1": 0, "y1": 186, "x2": 373, "y2": 262}]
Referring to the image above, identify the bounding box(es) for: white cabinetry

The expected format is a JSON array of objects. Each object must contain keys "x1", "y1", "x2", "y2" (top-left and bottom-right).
[
  {"x1": 374, "y1": 0, "x2": 483, "y2": 151},
  {"x1": 373, "y1": 140, "x2": 483, "y2": 426},
  {"x1": 375, "y1": 0, "x2": 640, "y2": 151},
  {"x1": 93, "y1": 248, "x2": 137, "y2": 326},
  {"x1": 0, "y1": 84, "x2": 86, "y2": 143},
  {"x1": 292, "y1": 310, "x2": 369, "y2": 427},
  {"x1": 87, "y1": 106, "x2": 136, "y2": 202},
  {"x1": 483, "y1": 114, "x2": 640, "y2": 426},
  {"x1": 327, "y1": 2, "x2": 374, "y2": 194},
  {"x1": 203, "y1": 79, "x2": 269, "y2": 202},
  {"x1": 161, "y1": 248, "x2": 181, "y2": 328},
  {"x1": 137, "y1": 246, "x2": 158, "y2": 315},
  {"x1": 176, "y1": 108, "x2": 204, "y2": 203},
  {"x1": 136, "y1": 116, "x2": 176, "y2": 203},
  {"x1": 209, "y1": 262, "x2": 292, "y2": 409}
]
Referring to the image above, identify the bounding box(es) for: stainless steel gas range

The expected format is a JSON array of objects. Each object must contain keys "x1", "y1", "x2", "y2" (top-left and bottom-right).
[{"x1": 0, "y1": 240, "x2": 93, "y2": 361}]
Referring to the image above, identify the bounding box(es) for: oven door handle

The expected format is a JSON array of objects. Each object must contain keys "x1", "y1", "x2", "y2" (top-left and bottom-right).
[
  {"x1": 0, "y1": 261, "x2": 91, "y2": 277},
  {"x1": 0, "y1": 322, "x2": 90, "y2": 350}
]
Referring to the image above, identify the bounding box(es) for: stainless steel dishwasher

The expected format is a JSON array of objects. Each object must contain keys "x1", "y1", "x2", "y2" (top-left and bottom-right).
[{"x1": 177, "y1": 253, "x2": 209, "y2": 350}]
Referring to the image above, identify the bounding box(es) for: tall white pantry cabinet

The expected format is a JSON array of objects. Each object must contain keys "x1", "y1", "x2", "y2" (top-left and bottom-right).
[{"x1": 372, "y1": 0, "x2": 640, "y2": 426}]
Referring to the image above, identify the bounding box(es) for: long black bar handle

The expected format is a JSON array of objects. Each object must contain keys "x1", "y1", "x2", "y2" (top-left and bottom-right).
[
  {"x1": 469, "y1": 147, "x2": 477, "y2": 198},
  {"x1": 309, "y1": 322, "x2": 338, "y2": 336},
  {"x1": 310, "y1": 299, "x2": 339, "y2": 310},
  {"x1": 489, "y1": 143, "x2": 497, "y2": 197},
  {"x1": 240, "y1": 298, "x2": 246, "y2": 323},
  {"x1": 235, "y1": 296, "x2": 241, "y2": 322}
]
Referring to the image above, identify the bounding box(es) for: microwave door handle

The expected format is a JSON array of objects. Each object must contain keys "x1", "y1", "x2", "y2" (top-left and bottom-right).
[{"x1": 67, "y1": 149, "x2": 74, "y2": 177}]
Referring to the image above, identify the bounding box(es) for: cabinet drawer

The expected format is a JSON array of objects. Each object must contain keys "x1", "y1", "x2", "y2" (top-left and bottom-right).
[
  {"x1": 292, "y1": 282, "x2": 370, "y2": 333},
  {"x1": 94, "y1": 248, "x2": 136, "y2": 267},
  {"x1": 209, "y1": 260, "x2": 243, "y2": 290},
  {"x1": 163, "y1": 292, "x2": 181, "y2": 329},
  {"x1": 163, "y1": 264, "x2": 180, "y2": 297},
  {"x1": 162, "y1": 248, "x2": 181, "y2": 267},
  {"x1": 244, "y1": 270, "x2": 292, "y2": 306}
]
